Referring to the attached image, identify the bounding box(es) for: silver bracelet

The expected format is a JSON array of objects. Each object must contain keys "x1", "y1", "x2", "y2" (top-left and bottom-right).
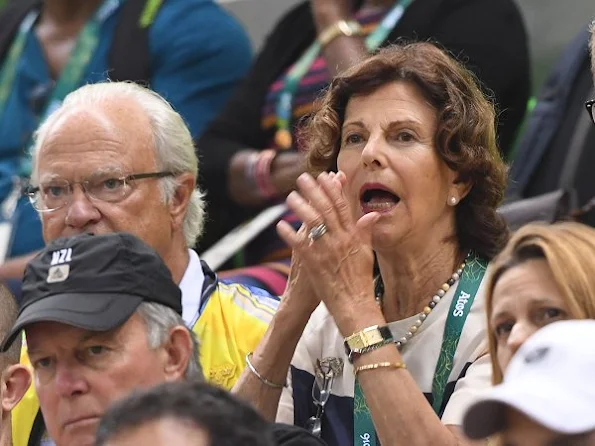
[{"x1": 245, "y1": 352, "x2": 286, "y2": 389}]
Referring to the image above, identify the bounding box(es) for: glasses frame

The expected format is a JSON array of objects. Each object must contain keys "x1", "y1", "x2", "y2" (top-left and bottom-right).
[
  {"x1": 585, "y1": 99, "x2": 595, "y2": 125},
  {"x1": 24, "y1": 171, "x2": 175, "y2": 212}
]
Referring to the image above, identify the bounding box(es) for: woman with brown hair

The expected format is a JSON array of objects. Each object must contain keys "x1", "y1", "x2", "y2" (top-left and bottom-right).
[
  {"x1": 233, "y1": 42, "x2": 509, "y2": 445},
  {"x1": 483, "y1": 221, "x2": 595, "y2": 385},
  {"x1": 197, "y1": 0, "x2": 530, "y2": 294}
]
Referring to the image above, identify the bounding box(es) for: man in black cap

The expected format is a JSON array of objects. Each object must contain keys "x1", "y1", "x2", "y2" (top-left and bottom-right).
[{"x1": 1, "y1": 232, "x2": 199, "y2": 446}]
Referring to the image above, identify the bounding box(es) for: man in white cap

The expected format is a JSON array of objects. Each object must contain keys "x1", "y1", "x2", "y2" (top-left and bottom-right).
[{"x1": 462, "y1": 319, "x2": 595, "y2": 445}]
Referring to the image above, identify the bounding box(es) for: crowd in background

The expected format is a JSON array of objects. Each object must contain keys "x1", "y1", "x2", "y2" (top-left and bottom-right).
[{"x1": 0, "y1": 0, "x2": 594, "y2": 445}]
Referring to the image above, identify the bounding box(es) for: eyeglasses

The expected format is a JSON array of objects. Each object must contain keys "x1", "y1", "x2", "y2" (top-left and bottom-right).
[
  {"x1": 585, "y1": 99, "x2": 595, "y2": 124},
  {"x1": 25, "y1": 171, "x2": 174, "y2": 212},
  {"x1": 305, "y1": 358, "x2": 343, "y2": 438}
]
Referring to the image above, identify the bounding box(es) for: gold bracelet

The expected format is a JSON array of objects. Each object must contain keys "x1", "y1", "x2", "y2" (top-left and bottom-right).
[
  {"x1": 318, "y1": 19, "x2": 363, "y2": 48},
  {"x1": 354, "y1": 361, "x2": 407, "y2": 376},
  {"x1": 245, "y1": 352, "x2": 286, "y2": 389}
]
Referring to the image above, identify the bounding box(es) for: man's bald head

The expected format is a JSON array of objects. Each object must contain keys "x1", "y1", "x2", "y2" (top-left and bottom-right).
[{"x1": 0, "y1": 285, "x2": 19, "y2": 371}]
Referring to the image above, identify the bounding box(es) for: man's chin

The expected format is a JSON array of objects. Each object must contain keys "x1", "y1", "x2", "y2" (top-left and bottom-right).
[{"x1": 59, "y1": 417, "x2": 101, "y2": 446}]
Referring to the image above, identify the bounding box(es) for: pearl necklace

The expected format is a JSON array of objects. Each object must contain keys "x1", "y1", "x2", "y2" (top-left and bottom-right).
[{"x1": 375, "y1": 257, "x2": 468, "y2": 350}]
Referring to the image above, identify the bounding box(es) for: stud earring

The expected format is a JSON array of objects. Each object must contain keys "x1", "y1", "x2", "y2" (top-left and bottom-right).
[{"x1": 449, "y1": 196, "x2": 458, "y2": 206}]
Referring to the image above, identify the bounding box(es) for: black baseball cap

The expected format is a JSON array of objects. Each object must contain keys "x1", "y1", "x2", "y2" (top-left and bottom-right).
[{"x1": 0, "y1": 232, "x2": 182, "y2": 352}]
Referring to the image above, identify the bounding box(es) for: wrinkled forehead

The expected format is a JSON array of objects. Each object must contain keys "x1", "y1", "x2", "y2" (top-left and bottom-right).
[{"x1": 34, "y1": 103, "x2": 155, "y2": 179}]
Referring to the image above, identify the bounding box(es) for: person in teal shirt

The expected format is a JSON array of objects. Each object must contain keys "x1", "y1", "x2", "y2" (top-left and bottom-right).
[{"x1": 0, "y1": 0, "x2": 252, "y2": 287}]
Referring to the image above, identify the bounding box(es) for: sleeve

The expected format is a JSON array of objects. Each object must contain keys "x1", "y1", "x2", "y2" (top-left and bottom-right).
[
  {"x1": 276, "y1": 304, "x2": 329, "y2": 427},
  {"x1": 441, "y1": 352, "x2": 492, "y2": 426},
  {"x1": 148, "y1": 0, "x2": 253, "y2": 138},
  {"x1": 425, "y1": 0, "x2": 531, "y2": 155},
  {"x1": 277, "y1": 370, "x2": 295, "y2": 425}
]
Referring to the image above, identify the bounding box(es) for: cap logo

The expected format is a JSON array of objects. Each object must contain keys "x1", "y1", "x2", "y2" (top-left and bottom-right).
[
  {"x1": 524, "y1": 346, "x2": 550, "y2": 364},
  {"x1": 51, "y1": 248, "x2": 72, "y2": 266},
  {"x1": 47, "y1": 248, "x2": 72, "y2": 283}
]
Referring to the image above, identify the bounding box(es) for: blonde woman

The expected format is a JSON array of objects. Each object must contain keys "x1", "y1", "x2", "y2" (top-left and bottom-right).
[
  {"x1": 484, "y1": 221, "x2": 595, "y2": 384},
  {"x1": 461, "y1": 222, "x2": 595, "y2": 444}
]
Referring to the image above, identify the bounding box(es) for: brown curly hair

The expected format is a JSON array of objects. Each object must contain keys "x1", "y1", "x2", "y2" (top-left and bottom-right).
[{"x1": 300, "y1": 42, "x2": 509, "y2": 260}]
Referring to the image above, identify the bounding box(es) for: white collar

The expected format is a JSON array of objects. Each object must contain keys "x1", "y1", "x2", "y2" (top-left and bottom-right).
[{"x1": 178, "y1": 249, "x2": 205, "y2": 327}]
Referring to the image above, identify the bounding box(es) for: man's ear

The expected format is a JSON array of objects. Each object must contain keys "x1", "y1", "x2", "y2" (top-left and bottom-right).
[
  {"x1": 1, "y1": 365, "x2": 31, "y2": 413},
  {"x1": 168, "y1": 173, "x2": 196, "y2": 230},
  {"x1": 162, "y1": 326, "x2": 193, "y2": 381}
]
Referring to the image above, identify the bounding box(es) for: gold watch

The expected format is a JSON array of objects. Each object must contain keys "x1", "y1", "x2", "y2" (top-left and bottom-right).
[
  {"x1": 318, "y1": 20, "x2": 363, "y2": 48},
  {"x1": 344, "y1": 325, "x2": 393, "y2": 363}
]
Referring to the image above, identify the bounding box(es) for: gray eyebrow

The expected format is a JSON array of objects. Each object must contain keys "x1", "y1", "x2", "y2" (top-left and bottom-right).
[
  {"x1": 36, "y1": 172, "x2": 66, "y2": 184},
  {"x1": 86, "y1": 166, "x2": 126, "y2": 178},
  {"x1": 37, "y1": 166, "x2": 126, "y2": 184}
]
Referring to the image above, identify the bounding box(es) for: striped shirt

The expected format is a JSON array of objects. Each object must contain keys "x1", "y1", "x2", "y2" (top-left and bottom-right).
[
  {"x1": 277, "y1": 275, "x2": 491, "y2": 446},
  {"x1": 260, "y1": 5, "x2": 390, "y2": 147}
]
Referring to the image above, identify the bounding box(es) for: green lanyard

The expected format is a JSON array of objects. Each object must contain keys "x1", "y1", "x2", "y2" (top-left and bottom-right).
[
  {"x1": 274, "y1": 0, "x2": 413, "y2": 150},
  {"x1": 0, "y1": 0, "x2": 120, "y2": 177},
  {"x1": 353, "y1": 252, "x2": 487, "y2": 446}
]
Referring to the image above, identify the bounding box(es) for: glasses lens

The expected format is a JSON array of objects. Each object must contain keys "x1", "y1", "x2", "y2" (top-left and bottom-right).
[
  {"x1": 85, "y1": 176, "x2": 130, "y2": 202},
  {"x1": 36, "y1": 179, "x2": 70, "y2": 211}
]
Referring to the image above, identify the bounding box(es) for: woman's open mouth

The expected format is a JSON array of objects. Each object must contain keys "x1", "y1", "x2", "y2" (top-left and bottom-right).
[{"x1": 359, "y1": 184, "x2": 400, "y2": 214}]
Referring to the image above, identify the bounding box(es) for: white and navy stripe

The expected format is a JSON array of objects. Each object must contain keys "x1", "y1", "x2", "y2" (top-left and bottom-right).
[{"x1": 277, "y1": 277, "x2": 491, "y2": 446}]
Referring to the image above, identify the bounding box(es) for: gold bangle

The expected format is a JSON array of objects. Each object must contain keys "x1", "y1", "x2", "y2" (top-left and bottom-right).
[
  {"x1": 354, "y1": 361, "x2": 407, "y2": 376},
  {"x1": 245, "y1": 352, "x2": 286, "y2": 389}
]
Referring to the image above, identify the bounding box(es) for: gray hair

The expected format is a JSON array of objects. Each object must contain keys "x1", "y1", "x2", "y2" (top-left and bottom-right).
[
  {"x1": 31, "y1": 81, "x2": 206, "y2": 246},
  {"x1": 136, "y1": 302, "x2": 203, "y2": 381}
]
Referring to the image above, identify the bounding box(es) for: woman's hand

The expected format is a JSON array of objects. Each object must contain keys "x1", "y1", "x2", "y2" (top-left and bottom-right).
[
  {"x1": 279, "y1": 227, "x2": 322, "y2": 319},
  {"x1": 276, "y1": 171, "x2": 383, "y2": 335}
]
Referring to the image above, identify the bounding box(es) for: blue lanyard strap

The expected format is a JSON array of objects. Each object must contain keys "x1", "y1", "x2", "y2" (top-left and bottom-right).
[
  {"x1": 0, "y1": 0, "x2": 121, "y2": 177},
  {"x1": 274, "y1": 0, "x2": 413, "y2": 150},
  {"x1": 353, "y1": 252, "x2": 487, "y2": 446}
]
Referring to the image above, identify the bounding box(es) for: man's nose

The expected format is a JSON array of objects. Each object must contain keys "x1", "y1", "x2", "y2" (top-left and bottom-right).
[{"x1": 64, "y1": 186, "x2": 101, "y2": 229}]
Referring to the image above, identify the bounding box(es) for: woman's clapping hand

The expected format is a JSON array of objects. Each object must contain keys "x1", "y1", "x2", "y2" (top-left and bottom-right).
[{"x1": 276, "y1": 172, "x2": 381, "y2": 333}]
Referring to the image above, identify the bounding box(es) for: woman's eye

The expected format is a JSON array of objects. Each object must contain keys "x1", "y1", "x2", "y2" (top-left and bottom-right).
[
  {"x1": 396, "y1": 131, "x2": 415, "y2": 142},
  {"x1": 494, "y1": 322, "x2": 514, "y2": 338},
  {"x1": 344, "y1": 134, "x2": 363, "y2": 145},
  {"x1": 542, "y1": 308, "x2": 565, "y2": 321}
]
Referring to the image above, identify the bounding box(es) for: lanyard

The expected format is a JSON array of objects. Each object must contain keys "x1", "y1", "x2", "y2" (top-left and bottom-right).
[
  {"x1": 353, "y1": 252, "x2": 487, "y2": 446},
  {"x1": 0, "y1": 0, "x2": 120, "y2": 177},
  {"x1": 274, "y1": 0, "x2": 413, "y2": 150}
]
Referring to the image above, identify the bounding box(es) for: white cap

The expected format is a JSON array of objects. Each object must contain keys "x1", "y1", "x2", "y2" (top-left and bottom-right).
[{"x1": 463, "y1": 319, "x2": 595, "y2": 439}]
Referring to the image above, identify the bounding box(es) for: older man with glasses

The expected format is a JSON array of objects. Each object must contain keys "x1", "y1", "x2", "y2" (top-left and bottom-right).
[{"x1": 10, "y1": 82, "x2": 279, "y2": 446}]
